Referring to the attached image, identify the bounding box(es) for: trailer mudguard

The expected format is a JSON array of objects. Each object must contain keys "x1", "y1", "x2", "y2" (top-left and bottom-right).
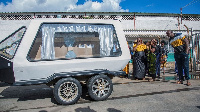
[{"x1": 0, "y1": 56, "x2": 15, "y2": 83}]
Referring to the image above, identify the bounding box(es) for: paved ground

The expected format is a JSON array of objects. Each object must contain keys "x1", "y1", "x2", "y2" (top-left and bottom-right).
[{"x1": 0, "y1": 74, "x2": 200, "y2": 112}]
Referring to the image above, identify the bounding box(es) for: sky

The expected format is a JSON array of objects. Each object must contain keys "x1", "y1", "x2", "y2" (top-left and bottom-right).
[{"x1": 0, "y1": 0, "x2": 200, "y2": 14}]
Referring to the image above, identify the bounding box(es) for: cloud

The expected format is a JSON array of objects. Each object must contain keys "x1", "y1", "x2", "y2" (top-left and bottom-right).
[
  {"x1": 146, "y1": 3, "x2": 154, "y2": 7},
  {"x1": 36, "y1": 0, "x2": 47, "y2": 5},
  {"x1": 0, "y1": 0, "x2": 128, "y2": 12}
]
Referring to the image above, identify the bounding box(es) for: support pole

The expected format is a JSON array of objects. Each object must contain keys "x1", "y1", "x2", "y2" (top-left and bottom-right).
[
  {"x1": 178, "y1": 16, "x2": 180, "y2": 30},
  {"x1": 184, "y1": 24, "x2": 193, "y2": 72},
  {"x1": 180, "y1": 8, "x2": 183, "y2": 24},
  {"x1": 134, "y1": 13, "x2": 136, "y2": 30}
]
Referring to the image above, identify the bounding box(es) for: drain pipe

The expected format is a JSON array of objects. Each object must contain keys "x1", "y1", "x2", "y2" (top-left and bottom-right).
[
  {"x1": 184, "y1": 24, "x2": 193, "y2": 72},
  {"x1": 134, "y1": 13, "x2": 136, "y2": 30}
]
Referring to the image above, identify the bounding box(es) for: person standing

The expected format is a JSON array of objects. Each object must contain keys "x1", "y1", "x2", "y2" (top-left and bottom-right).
[
  {"x1": 160, "y1": 40, "x2": 168, "y2": 74},
  {"x1": 145, "y1": 41, "x2": 151, "y2": 77},
  {"x1": 166, "y1": 30, "x2": 191, "y2": 86},
  {"x1": 154, "y1": 39, "x2": 161, "y2": 78},
  {"x1": 149, "y1": 39, "x2": 161, "y2": 78},
  {"x1": 133, "y1": 38, "x2": 147, "y2": 80},
  {"x1": 147, "y1": 39, "x2": 157, "y2": 81}
]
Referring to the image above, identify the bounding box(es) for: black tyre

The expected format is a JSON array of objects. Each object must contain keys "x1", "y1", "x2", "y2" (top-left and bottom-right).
[
  {"x1": 87, "y1": 74, "x2": 113, "y2": 101},
  {"x1": 53, "y1": 78, "x2": 82, "y2": 105}
]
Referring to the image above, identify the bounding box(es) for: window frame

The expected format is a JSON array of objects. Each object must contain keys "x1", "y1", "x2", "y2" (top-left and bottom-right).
[
  {"x1": 27, "y1": 22, "x2": 122, "y2": 62},
  {"x1": 0, "y1": 26, "x2": 27, "y2": 60}
]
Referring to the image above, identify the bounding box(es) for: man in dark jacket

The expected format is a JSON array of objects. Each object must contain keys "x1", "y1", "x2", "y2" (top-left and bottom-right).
[
  {"x1": 166, "y1": 30, "x2": 191, "y2": 86},
  {"x1": 154, "y1": 39, "x2": 161, "y2": 78}
]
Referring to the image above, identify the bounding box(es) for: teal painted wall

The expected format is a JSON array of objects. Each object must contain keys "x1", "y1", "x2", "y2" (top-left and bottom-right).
[{"x1": 167, "y1": 53, "x2": 175, "y2": 62}]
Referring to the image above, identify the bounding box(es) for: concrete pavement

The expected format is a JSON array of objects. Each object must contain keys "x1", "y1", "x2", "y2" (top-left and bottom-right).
[{"x1": 0, "y1": 67, "x2": 200, "y2": 112}]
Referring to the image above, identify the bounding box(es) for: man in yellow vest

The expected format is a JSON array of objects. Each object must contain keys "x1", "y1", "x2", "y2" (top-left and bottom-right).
[{"x1": 166, "y1": 30, "x2": 191, "y2": 86}]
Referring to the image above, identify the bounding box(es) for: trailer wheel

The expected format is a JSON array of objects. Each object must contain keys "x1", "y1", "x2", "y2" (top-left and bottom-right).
[
  {"x1": 87, "y1": 74, "x2": 113, "y2": 101},
  {"x1": 53, "y1": 78, "x2": 82, "y2": 105}
]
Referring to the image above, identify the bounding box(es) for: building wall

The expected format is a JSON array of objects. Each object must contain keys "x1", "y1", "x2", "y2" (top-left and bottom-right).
[
  {"x1": 0, "y1": 20, "x2": 30, "y2": 41},
  {"x1": 0, "y1": 12, "x2": 200, "y2": 41},
  {"x1": 121, "y1": 17, "x2": 178, "y2": 30},
  {"x1": 122, "y1": 17, "x2": 200, "y2": 30}
]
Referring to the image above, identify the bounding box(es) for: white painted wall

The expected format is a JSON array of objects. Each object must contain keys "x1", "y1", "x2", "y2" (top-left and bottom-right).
[
  {"x1": 0, "y1": 16, "x2": 200, "y2": 41},
  {"x1": 121, "y1": 16, "x2": 200, "y2": 30},
  {"x1": 0, "y1": 20, "x2": 31, "y2": 41}
]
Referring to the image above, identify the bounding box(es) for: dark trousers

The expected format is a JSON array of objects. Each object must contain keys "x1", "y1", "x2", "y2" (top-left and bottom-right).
[
  {"x1": 174, "y1": 52, "x2": 190, "y2": 81},
  {"x1": 156, "y1": 54, "x2": 161, "y2": 77},
  {"x1": 150, "y1": 74, "x2": 156, "y2": 79}
]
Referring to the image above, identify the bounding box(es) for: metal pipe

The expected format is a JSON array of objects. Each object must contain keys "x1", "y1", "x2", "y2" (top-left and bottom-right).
[
  {"x1": 134, "y1": 13, "x2": 136, "y2": 30},
  {"x1": 184, "y1": 25, "x2": 192, "y2": 71},
  {"x1": 180, "y1": 8, "x2": 182, "y2": 24}
]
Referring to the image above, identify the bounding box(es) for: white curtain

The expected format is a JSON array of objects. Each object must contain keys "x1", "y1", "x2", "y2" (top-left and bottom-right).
[{"x1": 41, "y1": 24, "x2": 114, "y2": 59}]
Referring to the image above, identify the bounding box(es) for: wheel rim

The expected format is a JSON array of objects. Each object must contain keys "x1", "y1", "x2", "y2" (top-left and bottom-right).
[
  {"x1": 58, "y1": 81, "x2": 79, "y2": 102},
  {"x1": 92, "y1": 78, "x2": 110, "y2": 98}
]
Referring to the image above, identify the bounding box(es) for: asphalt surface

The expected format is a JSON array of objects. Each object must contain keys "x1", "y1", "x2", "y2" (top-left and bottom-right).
[{"x1": 0, "y1": 76, "x2": 200, "y2": 112}]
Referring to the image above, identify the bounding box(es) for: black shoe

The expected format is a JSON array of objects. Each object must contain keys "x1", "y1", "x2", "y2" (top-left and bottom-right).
[{"x1": 156, "y1": 76, "x2": 161, "y2": 79}]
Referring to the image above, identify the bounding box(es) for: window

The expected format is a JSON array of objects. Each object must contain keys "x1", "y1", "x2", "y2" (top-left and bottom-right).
[
  {"x1": 28, "y1": 23, "x2": 121, "y2": 61},
  {"x1": 54, "y1": 32, "x2": 100, "y2": 58},
  {"x1": 0, "y1": 26, "x2": 26, "y2": 59}
]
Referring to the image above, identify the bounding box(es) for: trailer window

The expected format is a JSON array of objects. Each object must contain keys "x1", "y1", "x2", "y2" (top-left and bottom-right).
[
  {"x1": 0, "y1": 27, "x2": 26, "y2": 59},
  {"x1": 28, "y1": 23, "x2": 121, "y2": 61}
]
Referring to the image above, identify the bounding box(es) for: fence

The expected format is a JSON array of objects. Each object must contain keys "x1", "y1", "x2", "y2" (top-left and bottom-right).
[
  {"x1": 192, "y1": 33, "x2": 200, "y2": 71},
  {"x1": 0, "y1": 12, "x2": 200, "y2": 21}
]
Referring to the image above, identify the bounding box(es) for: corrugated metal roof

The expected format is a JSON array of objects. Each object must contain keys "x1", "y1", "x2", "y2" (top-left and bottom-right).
[{"x1": 0, "y1": 12, "x2": 200, "y2": 17}]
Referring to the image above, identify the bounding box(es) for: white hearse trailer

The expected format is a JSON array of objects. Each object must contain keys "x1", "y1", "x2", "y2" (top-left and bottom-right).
[{"x1": 0, "y1": 18, "x2": 130, "y2": 105}]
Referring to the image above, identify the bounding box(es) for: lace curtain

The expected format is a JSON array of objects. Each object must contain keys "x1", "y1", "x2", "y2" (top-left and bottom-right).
[{"x1": 41, "y1": 23, "x2": 114, "y2": 59}]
